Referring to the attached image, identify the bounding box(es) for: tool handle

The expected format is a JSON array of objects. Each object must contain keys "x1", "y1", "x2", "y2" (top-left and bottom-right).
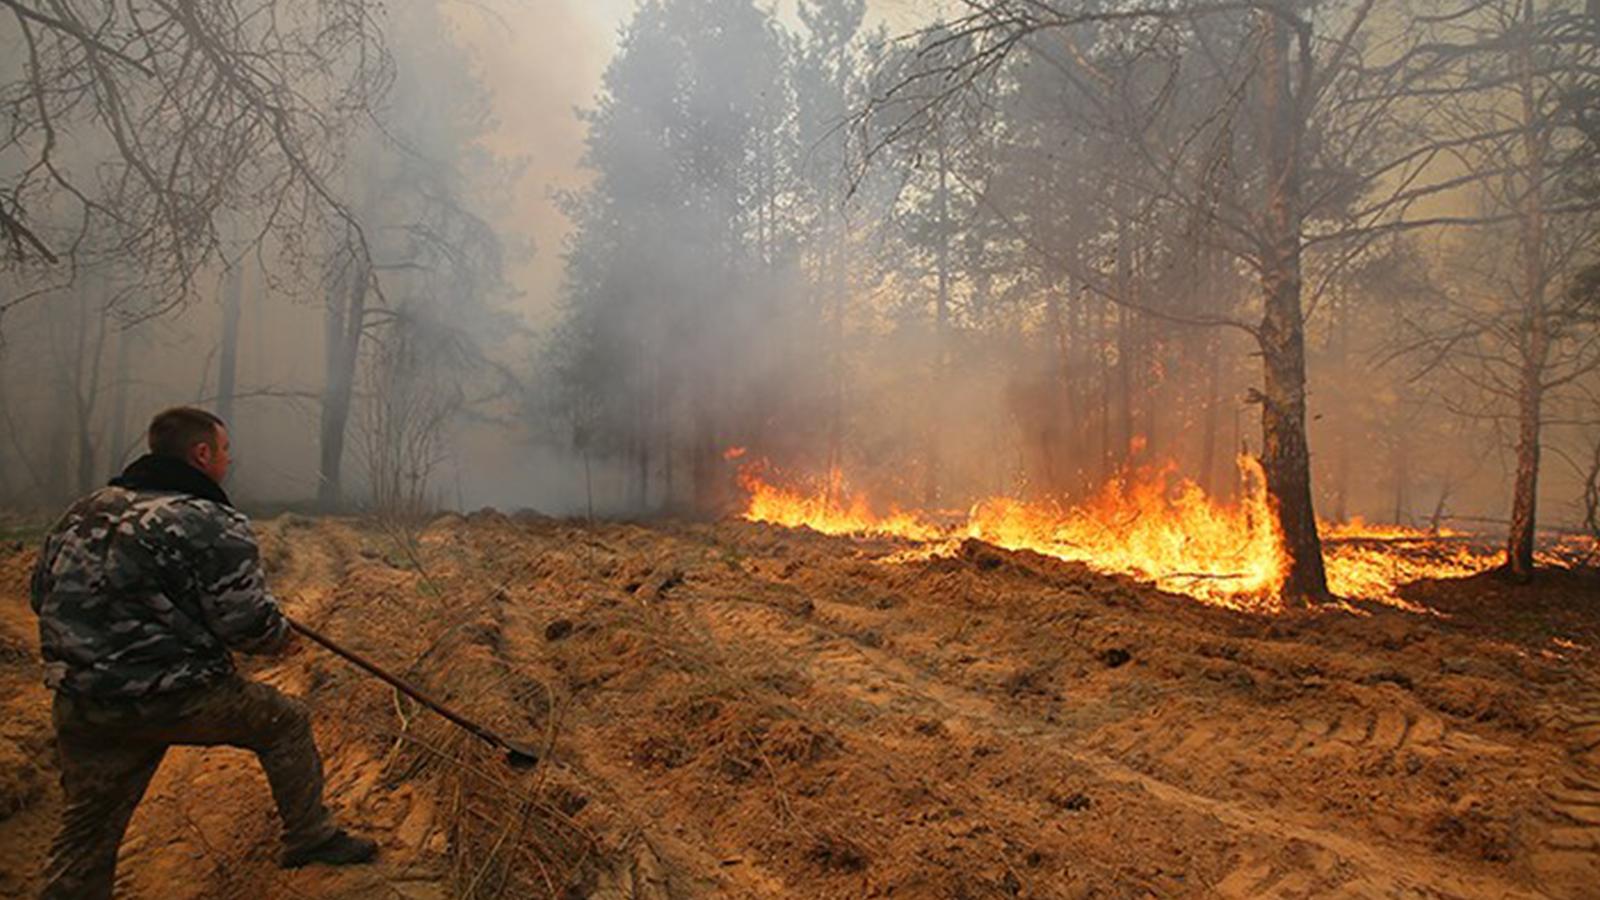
[{"x1": 287, "y1": 617, "x2": 510, "y2": 752}]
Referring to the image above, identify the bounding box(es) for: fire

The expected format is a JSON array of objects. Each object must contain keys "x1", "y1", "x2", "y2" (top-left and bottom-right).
[
  {"x1": 964, "y1": 457, "x2": 1285, "y2": 608},
  {"x1": 1321, "y1": 516, "x2": 1461, "y2": 540},
  {"x1": 1320, "y1": 519, "x2": 1497, "y2": 606},
  {"x1": 734, "y1": 453, "x2": 1526, "y2": 611},
  {"x1": 738, "y1": 455, "x2": 1287, "y2": 610},
  {"x1": 736, "y1": 463, "x2": 941, "y2": 542},
  {"x1": 1322, "y1": 544, "x2": 1498, "y2": 610}
]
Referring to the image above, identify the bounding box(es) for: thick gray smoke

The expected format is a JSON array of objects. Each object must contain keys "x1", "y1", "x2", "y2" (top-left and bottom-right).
[{"x1": 1, "y1": 0, "x2": 1596, "y2": 561}]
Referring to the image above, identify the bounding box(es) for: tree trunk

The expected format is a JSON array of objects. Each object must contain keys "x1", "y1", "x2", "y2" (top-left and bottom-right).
[
  {"x1": 1391, "y1": 431, "x2": 1411, "y2": 524},
  {"x1": 108, "y1": 321, "x2": 136, "y2": 469},
  {"x1": 691, "y1": 389, "x2": 721, "y2": 516},
  {"x1": 45, "y1": 384, "x2": 71, "y2": 506},
  {"x1": 635, "y1": 394, "x2": 651, "y2": 511},
  {"x1": 1257, "y1": 9, "x2": 1330, "y2": 605},
  {"x1": 71, "y1": 276, "x2": 110, "y2": 496},
  {"x1": 1504, "y1": 3, "x2": 1550, "y2": 581},
  {"x1": 1135, "y1": 245, "x2": 1157, "y2": 462},
  {"x1": 1506, "y1": 368, "x2": 1543, "y2": 577},
  {"x1": 924, "y1": 137, "x2": 952, "y2": 507},
  {"x1": 659, "y1": 359, "x2": 675, "y2": 507},
  {"x1": 1329, "y1": 292, "x2": 1351, "y2": 523},
  {"x1": 216, "y1": 261, "x2": 244, "y2": 426},
  {"x1": 1046, "y1": 282, "x2": 1073, "y2": 496},
  {"x1": 1068, "y1": 284, "x2": 1088, "y2": 495},
  {"x1": 45, "y1": 294, "x2": 73, "y2": 504},
  {"x1": 1199, "y1": 331, "x2": 1222, "y2": 499},
  {"x1": 827, "y1": 235, "x2": 848, "y2": 478},
  {"x1": 1116, "y1": 303, "x2": 1133, "y2": 465},
  {"x1": 318, "y1": 253, "x2": 368, "y2": 511},
  {"x1": 1097, "y1": 300, "x2": 1113, "y2": 482}
]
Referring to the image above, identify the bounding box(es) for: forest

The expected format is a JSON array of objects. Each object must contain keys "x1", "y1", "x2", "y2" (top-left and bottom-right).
[{"x1": 2, "y1": 1, "x2": 1600, "y2": 897}]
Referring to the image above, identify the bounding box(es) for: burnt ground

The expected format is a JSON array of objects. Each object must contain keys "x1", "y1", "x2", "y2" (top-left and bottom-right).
[{"x1": 2, "y1": 514, "x2": 1599, "y2": 898}]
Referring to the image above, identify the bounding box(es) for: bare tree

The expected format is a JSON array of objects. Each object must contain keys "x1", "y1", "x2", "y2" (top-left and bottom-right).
[
  {"x1": 0, "y1": 0, "x2": 391, "y2": 323},
  {"x1": 849, "y1": 0, "x2": 1600, "y2": 602},
  {"x1": 851, "y1": 1, "x2": 1413, "y2": 603},
  {"x1": 1381, "y1": 1, "x2": 1599, "y2": 579},
  {"x1": 356, "y1": 310, "x2": 463, "y2": 519}
]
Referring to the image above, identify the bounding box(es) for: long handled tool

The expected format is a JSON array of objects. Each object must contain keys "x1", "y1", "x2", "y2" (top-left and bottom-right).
[{"x1": 287, "y1": 617, "x2": 540, "y2": 768}]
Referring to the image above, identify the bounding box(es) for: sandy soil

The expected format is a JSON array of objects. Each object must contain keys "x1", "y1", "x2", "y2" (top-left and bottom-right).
[{"x1": 2, "y1": 514, "x2": 1599, "y2": 898}]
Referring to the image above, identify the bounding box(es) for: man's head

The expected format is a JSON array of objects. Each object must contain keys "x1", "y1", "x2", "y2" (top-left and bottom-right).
[{"x1": 148, "y1": 407, "x2": 231, "y2": 484}]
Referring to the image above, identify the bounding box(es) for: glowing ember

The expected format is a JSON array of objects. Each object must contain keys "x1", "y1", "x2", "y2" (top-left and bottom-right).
[{"x1": 735, "y1": 453, "x2": 1527, "y2": 611}]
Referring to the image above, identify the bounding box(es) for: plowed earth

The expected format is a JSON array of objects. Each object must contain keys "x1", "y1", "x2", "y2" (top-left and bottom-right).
[{"x1": 2, "y1": 514, "x2": 1599, "y2": 898}]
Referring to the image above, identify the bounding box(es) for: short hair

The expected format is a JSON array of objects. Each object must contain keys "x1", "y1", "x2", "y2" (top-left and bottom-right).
[{"x1": 148, "y1": 407, "x2": 225, "y2": 459}]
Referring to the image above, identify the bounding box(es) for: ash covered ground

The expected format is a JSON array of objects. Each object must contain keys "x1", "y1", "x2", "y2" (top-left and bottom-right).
[{"x1": 2, "y1": 514, "x2": 1599, "y2": 898}]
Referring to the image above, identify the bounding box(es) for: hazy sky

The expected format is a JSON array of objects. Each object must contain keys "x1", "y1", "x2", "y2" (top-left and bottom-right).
[{"x1": 449, "y1": 0, "x2": 939, "y2": 327}]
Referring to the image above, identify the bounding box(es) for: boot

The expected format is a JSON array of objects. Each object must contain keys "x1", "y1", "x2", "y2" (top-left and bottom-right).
[{"x1": 280, "y1": 829, "x2": 379, "y2": 868}]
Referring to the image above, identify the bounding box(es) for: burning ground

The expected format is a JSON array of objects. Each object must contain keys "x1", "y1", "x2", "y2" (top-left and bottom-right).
[
  {"x1": 735, "y1": 455, "x2": 1596, "y2": 611},
  {"x1": 2, "y1": 513, "x2": 1600, "y2": 898}
]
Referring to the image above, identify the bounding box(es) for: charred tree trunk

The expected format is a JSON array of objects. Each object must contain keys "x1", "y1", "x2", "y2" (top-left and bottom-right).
[{"x1": 1256, "y1": 10, "x2": 1330, "y2": 605}]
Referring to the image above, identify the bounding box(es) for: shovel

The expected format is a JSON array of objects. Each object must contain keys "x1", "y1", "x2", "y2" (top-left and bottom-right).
[{"x1": 287, "y1": 617, "x2": 541, "y2": 768}]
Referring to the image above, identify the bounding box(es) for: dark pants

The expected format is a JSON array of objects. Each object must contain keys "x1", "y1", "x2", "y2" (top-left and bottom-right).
[{"x1": 41, "y1": 676, "x2": 337, "y2": 899}]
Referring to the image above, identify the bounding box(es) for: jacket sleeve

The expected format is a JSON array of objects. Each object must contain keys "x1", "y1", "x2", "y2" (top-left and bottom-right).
[{"x1": 189, "y1": 505, "x2": 291, "y2": 654}]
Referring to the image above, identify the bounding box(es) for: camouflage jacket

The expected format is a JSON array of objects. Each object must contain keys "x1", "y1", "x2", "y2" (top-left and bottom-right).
[{"x1": 29, "y1": 486, "x2": 289, "y2": 699}]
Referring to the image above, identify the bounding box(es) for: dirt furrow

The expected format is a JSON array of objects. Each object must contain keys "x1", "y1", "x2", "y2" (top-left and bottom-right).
[{"x1": 679, "y1": 588, "x2": 1540, "y2": 898}]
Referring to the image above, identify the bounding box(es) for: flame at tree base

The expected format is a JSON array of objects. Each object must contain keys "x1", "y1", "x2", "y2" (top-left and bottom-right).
[
  {"x1": 736, "y1": 455, "x2": 1514, "y2": 612},
  {"x1": 963, "y1": 457, "x2": 1284, "y2": 609}
]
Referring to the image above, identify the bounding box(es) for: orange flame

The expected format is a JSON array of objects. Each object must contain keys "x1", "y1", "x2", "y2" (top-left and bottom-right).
[
  {"x1": 1319, "y1": 517, "x2": 1496, "y2": 606},
  {"x1": 737, "y1": 464, "x2": 941, "y2": 542},
  {"x1": 964, "y1": 457, "x2": 1285, "y2": 608},
  {"x1": 1321, "y1": 516, "x2": 1460, "y2": 540},
  {"x1": 735, "y1": 454, "x2": 1517, "y2": 611}
]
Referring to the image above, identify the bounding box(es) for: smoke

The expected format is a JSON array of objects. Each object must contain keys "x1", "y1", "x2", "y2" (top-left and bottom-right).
[
  {"x1": 451, "y1": 0, "x2": 934, "y2": 328},
  {"x1": 0, "y1": 0, "x2": 1595, "y2": 545}
]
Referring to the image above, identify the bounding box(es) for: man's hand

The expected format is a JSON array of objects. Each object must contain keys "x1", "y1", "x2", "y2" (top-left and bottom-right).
[{"x1": 272, "y1": 628, "x2": 306, "y2": 659}]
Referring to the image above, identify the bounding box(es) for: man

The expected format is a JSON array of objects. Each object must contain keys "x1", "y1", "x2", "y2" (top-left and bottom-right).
[{"x1": 30, "y1": 407, "x2": 375, "y2": 899}]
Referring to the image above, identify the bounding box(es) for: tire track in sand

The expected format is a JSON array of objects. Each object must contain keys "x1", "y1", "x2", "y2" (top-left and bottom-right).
[{"x1": 679, "y1": 589, "x2": 1542, "y2": 898}]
